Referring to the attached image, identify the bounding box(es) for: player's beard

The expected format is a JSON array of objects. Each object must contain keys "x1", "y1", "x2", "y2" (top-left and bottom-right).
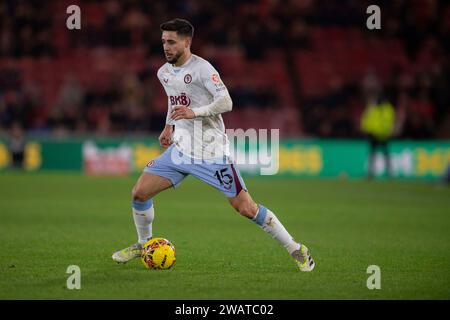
[{"x1": 166, "y1": 51, "x2": 183, "y2": 65}]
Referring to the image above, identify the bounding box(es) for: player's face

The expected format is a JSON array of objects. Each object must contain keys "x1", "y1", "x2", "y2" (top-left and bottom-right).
[{"x1": 161, "y1": 31, "x2": 189, "y2": 64}]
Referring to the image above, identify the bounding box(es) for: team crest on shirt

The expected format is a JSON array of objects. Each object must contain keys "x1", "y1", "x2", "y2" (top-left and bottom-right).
[
  {"x1": 163, "y1": 77, "x2": 169, "y2": 83},
  {"x1": 184, "y1": 74, "x2": 192, "y2": 84},
  {"x1": 146, "y1": 160, "x2": 155, "y2": 167}
]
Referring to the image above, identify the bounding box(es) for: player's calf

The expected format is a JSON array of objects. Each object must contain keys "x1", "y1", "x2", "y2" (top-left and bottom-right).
[
  {"x1": 228, "y1": 189, "x2": 258, "y2": 218},
  {"x1": 130, "y1": 173, "x2": 173, "y2": 245},
  {"x1": 132, "y1": 199, "x2": 154, "y2": 245},
  {"x1": 113, "y1": 173, "x2": 173, "y2": 264},
  {"x1": 229, "y1": 197, "x2": 258, "y2": 219},
  {"x1": 229, "y1": 192, "x2": 315, "y2": 271}
]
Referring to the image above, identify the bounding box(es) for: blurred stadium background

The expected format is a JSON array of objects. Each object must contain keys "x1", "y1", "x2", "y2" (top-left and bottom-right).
[{"x1": 0, "y1": 0, "x2": 449, "y2": 179}]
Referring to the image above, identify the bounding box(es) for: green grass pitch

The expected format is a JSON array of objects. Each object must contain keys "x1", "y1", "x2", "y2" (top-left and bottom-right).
[{"x1": 0, "y1": 172, "x2": 449, "y2": 299}]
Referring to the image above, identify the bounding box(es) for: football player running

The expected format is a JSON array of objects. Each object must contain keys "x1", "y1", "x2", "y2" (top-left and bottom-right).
[{"x1": 112, "y1": 18, "x2": 315, "y2": 272}]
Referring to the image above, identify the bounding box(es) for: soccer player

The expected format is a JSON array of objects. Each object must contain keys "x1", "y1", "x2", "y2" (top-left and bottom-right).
[{"x1": 112, "y1": 18, "x2": 315, "y2": 271}]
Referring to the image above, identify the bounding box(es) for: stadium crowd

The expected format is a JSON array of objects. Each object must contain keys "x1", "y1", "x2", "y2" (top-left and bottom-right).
[{"x1": 0, "y1": 0, "x2": 449, "y2": 138}]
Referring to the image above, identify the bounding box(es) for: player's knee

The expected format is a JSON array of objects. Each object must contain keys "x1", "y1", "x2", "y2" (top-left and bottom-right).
[
  {"x1": 132, "y1": 185, "x2": 150, "y2": 202},
  {"x1": 234, "y1": 200, "x2": 257, "y2": 219}
]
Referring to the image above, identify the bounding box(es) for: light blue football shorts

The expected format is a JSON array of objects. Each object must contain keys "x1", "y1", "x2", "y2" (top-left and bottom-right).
[{"x1": 143, "y1": 144, "x2": 247, "y2": 198}]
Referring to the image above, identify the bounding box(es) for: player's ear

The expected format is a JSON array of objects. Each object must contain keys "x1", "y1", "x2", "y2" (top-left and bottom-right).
[{"x1": 184, "y1": 37, "x2": 191, "y2": 48}]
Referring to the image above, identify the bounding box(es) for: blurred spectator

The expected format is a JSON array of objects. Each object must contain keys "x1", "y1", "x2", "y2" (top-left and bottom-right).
[
  {"x1": 8, "y1": 122, "x2": 26, "y2": 169},
  {"x1": 231, "y1": 81, "x2": 278, "y2": 109},
  {"x1": 360, "y1": 99, "x2": 396, "y2": 179},
  {"x1": 49, "y1": 75, "x2": 85, "y2": 136},
  {"x1": 442, "y1": 163, "x2": 450, "y2": 184},
  {"x1": 403, "y1": 87, "x2": 435, "y2": 139},
  {"x1": 241, "y1": 15, "x2": 267, "y2": 61},
  {"x1": 288, "y1": 20, "x2": 311, "y2": 49}
]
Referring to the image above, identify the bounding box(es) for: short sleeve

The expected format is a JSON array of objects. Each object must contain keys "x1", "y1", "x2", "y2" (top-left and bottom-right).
[
  {"x1": 165, "y1": 97, "x2": 175, "y2": 125},
  {"x1": 157, "y1": 66, "x2": 174, "y2": 125}
]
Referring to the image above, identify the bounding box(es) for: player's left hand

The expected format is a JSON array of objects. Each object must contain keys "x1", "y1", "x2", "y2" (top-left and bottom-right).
[{"x1": 170, "y1": 106, "x2": 195, "y2": 120}]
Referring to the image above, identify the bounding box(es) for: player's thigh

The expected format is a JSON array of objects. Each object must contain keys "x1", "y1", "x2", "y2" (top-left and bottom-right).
[
  {"x1": 188, "y1": 161, "x2": 256, "y2": 217},
  {"x1": 134, "y1": 144, "x2": 188, "y2": 200},
  {"x1": 132, "y1": 172, "x2": 173, "y2": 200},
  {"x1": 189, "y1": 162, "x2": 247, "y2": 198}
]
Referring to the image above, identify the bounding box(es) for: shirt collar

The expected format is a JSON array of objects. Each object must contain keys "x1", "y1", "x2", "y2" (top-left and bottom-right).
[{"x1": 171, "y1": 54, "x2": 194, "y2": 72}]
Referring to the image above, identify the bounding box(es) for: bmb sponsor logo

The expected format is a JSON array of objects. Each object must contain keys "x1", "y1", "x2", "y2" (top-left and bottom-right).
[{"x1": 169, "y1": 93, "x2": 191, "y2": 106}]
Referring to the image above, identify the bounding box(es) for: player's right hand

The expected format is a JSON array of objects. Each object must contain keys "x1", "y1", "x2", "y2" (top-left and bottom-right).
[{"x1": 159, "y1": 126, "x2": 173, "y2": 149}]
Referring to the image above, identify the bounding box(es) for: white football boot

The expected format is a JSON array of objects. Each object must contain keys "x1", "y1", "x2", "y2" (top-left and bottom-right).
[
  {"x1": 112, "y1": 243, "x2": 142, "y2": 263},
  {"x1": 291, "y1": 244, "x2": 315, "y2": 272}
]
